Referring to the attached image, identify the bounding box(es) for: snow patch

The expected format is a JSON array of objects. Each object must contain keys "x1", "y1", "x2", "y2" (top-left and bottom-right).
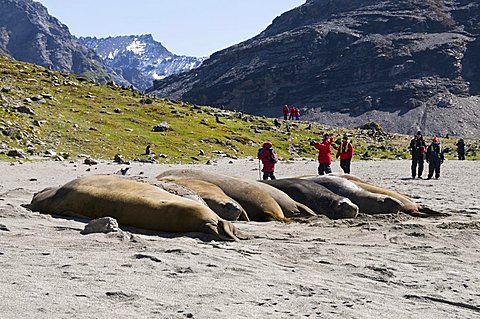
[{"x1": 126, "y1": 39, "x2": 146, "y2": 56}]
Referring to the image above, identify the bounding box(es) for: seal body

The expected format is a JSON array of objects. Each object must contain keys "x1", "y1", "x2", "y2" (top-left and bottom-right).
[
  {"x1": 330, "y1": 174, "x2": 419, "y2": 213},
  {"x1": 161, "y1": 178, "x2": 250, "y2": 221},
  {"x1": 263, "y1": 178, "x2": 358, "y2": 219},
  {"x1": 157, "y1": 169, "x2": 288, "y2": 222},
  {"x1": 304, "y1": 175, "x2": 403, "y2": 214},
  {"x1": 29, "y1": 175, "x2": 241, "y2": 241}
]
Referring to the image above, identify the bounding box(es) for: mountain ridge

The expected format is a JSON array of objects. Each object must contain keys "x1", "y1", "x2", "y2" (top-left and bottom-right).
[
  {"x1": 149, "y1": 0, "x2": 480, "y2": 138},
  {"x1": 79, "y1": 34, "x2": 205, "y2": 90}
]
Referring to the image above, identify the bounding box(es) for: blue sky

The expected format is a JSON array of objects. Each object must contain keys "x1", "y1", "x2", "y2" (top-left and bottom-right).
[{"x1": 35, "y1": 0, "x2": 305, "y2": 57}]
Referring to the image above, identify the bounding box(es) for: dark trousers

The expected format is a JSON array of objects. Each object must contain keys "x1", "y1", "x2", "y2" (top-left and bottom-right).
[
  {"x1": 428, "y1": 161, "x2": 441, "y2": 179},
  {"x1": 263, "y1": 172, "x2": 276, "y2": 180},
  {"x1": 458, "y1": 152, "x2": 465, "y2": 160},
  {"x1": 340, "y1": 158, "x2": 351, "y2": 174},
  {"x1": 283, "y1": 114, "x2": 288, "y2": 120},
  {"x1": 411, "y1": 157, "x2": 424, "y2": 178},
  {"x1": 318, "y1": 163, "x2": 332, "y2": 175}
]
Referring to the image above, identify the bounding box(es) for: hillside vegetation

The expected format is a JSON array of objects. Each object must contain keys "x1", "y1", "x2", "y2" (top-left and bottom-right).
[{"x1": 1, "y1": 56, "x2": 478, "y2": 163}]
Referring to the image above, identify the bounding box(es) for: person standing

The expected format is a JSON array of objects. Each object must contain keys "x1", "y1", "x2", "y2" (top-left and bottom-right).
[
  {"x1": 282, "y1": 104, "x2": 290, "y2": 121},
  {"x1": 336, "y1": 134, "x2": 354, "y2": 173},
  {"x1": 294, "y1": 107, "x2": 300, "y2": 120},
  {"x1": 456, "y1": 138, "x2": 465, "y2": 160},
  {"x1": 258, "y1": 141, "x2": 278, "y2": 180},
  {"x1": 426, "y1": 136, "x2": 444, "y2": 180},
  {"x1": 409, "y1": 131, "x2": 426, "y2": 179},
  {"x1": 288, "y1": 106, "x2": 294, "y2": 120},
  {"x1": 311, "y1": 134, "x2": 334, "y2": 175}
]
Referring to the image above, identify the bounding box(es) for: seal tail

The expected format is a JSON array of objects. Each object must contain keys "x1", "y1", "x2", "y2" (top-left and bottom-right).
[
  {"x1": 294, "y1": 202, "x2": 316, "y2": 218},
  {"x1": 409, "y1": 206, "x2": 451, "y2": 218},
  {"x1": 212, "y1": 220, "x2": 242, "y2": 241}
]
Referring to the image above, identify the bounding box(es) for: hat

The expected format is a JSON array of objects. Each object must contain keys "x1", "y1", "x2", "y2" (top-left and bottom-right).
[
  {"x1": 262, "y1": 141, "x2": 273, "y2": 148},
  {"x1": 416, "y1": 131, "x2": 422, "y2": 136}
]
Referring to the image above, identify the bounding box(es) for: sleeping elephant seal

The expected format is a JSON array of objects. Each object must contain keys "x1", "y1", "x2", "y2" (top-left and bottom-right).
[
  {"x1": 252, "y1": 181, "x2": 316, "y2": 218},
  {"x1": 304, "y1": 175, "x2": 403, "y2": 214},
  {"x1": 263, "y1": 178, "x2": 358, "y2": 219},
  {"x1": 330, "y1": 174, "x2": 418, "y2": 213},
  {"x1": 160, "y1": 178, "x2": 250, "y2": 221},
  {"x1": 157, "y1": 169, "x2": 288, "y2": 222},
  {"x1": 28, "y1": 175, "x2": 242, "y2": 241}
]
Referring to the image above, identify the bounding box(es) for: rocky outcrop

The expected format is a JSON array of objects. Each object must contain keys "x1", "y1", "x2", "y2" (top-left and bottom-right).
[
  {"x1": 150, "y1": 0, "x2": 480, "y2": 137},
  {"x1": 79, "y1": 34, "x2": 205, "y2": 90},
  {"x1": 0, "y1": 0, "x2": 125, "y2": 84}
]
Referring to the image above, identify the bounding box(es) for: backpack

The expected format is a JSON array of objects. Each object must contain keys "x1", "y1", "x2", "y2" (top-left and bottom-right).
[{"x1": 258, "y1": 148, "x2": 278, "y2": 163}]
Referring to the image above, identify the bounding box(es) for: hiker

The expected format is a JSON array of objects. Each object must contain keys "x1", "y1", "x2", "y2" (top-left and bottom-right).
[
  {"x1": 258, "y1": 141, "x2": 278, "y2": 180},
  {"x1": 426, "y1": 136, "x2": 444, "y2": 180},
  {"x1": 311, "y1": 133, "x2": 334, "y2": 175},
  {"x1": 282, "y1": 104, "x2": 290, "y2": 121},
  {"x1": 273, "y1": 118, "x2": 281, "y2": 128},
  {"x1": 456, "y1": 138, "x2": 465, "y2": 160},
  {"x1": 288, "y1": 106, "x2": 294, "y2": 120},
  {"x1": 409, "y1": 131, "x2": 426, "y2": 179},
  {"x1": 294, "y1": 107, "x2": 300, "y2": 120},
  {"x1": 336, "y1": 134, "x2": 354, "y2": 173}
]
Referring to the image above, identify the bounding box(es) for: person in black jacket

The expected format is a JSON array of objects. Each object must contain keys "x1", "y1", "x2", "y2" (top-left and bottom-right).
[
  {"x1": 456, "y1": 138, "x2": 466, "y2": 160},
  {"x1": 409, "y1": 131, "x2": 426, "y2": 179},
  {"x1": 426, "y1": 136, "x2": 445, "y2": 180}
]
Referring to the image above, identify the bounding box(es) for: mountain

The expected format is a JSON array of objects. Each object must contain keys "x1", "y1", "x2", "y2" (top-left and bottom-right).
[
  {"x1": 0, "y1": 0, "x2": 126, "y2": 84},
  {"x1": 79, "y1": 34, "x2": 205, "y2": 90},
  {"x1": 149, "y1": 0, "x2": 480, "y2": 138}
]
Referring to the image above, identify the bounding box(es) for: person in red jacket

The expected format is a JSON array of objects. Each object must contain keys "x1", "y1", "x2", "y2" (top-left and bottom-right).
[
  {"x1": 311, "y1": 133, "x2": 334, "y2": 175},
  {"x1": 336, "y1": 134, "x2": 354, "y2": 173},
  {"x1": 257, "y1": 141, "x2": 278, "y2": 180},
  {"x1": 282, "y1": 104, "x2": 290, "y2": 120}
]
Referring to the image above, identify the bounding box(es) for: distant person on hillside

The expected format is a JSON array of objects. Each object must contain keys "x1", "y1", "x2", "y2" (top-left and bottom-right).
[
  {"x1": 258, "y1": 141, "x2": 278, "y2": 180},
  {"x1": 288, "y1": 106, "x2": 294, "y2": 120},
  {"x1": 282, "y1": 104, "x2": 290, "y2": 121},
  {"x1": 336, "y1": 134, "x2": 354, "y2": 173},
  {"x1": 426, "y1": 136, "x2": 444, "y2": 180},
  {"x1": 294, "y1": 107, "x2": 300, "y2": 120},
  {"x1": 456, "y1": 138, "x2": 465, "y2": 160},
  {"x1": 311, "y1": 133, "x2": 334, "y2": 175},
  {"x1": 409, "y1": 131, "x2": 426, "y2": 179}
]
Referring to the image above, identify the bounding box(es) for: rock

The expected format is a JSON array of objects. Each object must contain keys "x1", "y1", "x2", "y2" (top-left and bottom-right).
[
  {"x1": 6, "y1": 149, "x2": 24, "y2": 158},
  {"x1": 152, "y1": 122, "x2": 170, "y2": 132},
  {"x1": 81, "y1": 217, "x2": 119, "y2": 235},
  {"x1": 84, "y1": 158, "x2": 98, "y2": 165},
  {"x1": 113, "y1": 108, "x2": 122, "y2": 113},
  {"x1": 113, "y1": 154, "x2": 129, "y2": 164},
  {"x1": 14, "y1": 106, "x2": 35, "y2": 115}
]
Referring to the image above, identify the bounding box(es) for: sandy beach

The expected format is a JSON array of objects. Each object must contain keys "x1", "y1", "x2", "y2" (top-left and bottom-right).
[{"x1": 0, "y1": 158, "x2": 479, "y2": 318}]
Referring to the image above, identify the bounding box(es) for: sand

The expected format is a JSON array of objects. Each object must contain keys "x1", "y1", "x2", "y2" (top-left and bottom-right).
[{"x1": 0, "y1": 158, "x2": 479, "y2": 318}]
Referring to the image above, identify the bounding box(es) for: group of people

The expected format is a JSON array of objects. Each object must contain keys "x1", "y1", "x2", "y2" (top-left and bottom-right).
[
  {"x1": 409, "y1": 131, "x2": 445, "y2": 180},
  {"x1": 258, "y1": 133, "x2": 354, "y2": 180},
  {"x1": 409, "y1": 132, "x2": 467, "y2": 180},
  {"x1": 259, "y1": 128, "x2": 468, "y2": 181},
  {"x1": 282, "y1": 104, "x2": 301, "y2": 121}
]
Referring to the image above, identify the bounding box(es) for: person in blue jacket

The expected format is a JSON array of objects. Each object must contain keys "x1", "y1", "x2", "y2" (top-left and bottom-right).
[{"x1": 426, "y1": 136, "x2": 444, "y2": 180}]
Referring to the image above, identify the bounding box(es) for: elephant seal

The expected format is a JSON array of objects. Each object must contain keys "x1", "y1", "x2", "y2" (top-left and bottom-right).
[
  {"x1": 263, "y1": 178, "x2": 359, "y2": 219},
  {"x1": 160, "y1": 178, "x2": 250, "y2": 221},
  {"x1": 304, "y1": 175, "x2": 403, "y2": 214},
  {"x1": 157, "y1": 169, "x2": 289, "y2": 222},
  {"x1": 330, "y1": 174, "x2": 418, "y2": 213},
  {"x1": 28, "y1": 175, "x2": 242, "y2": 241},
  {"x1": 252, "y1": 181, "x2": 316, "y2": 218}
]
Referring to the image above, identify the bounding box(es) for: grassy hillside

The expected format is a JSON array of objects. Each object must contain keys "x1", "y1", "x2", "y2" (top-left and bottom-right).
[{"x1": 1, "y1": 56, "x2": 478, "y2": 163}]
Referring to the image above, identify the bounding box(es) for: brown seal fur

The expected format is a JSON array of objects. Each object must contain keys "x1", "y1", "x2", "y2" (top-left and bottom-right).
[
  {"x1": 161, "y1": 178, "x2": 250, "y2": 221},
  {"x1": 330, "y1": 174, "x2": 418, "y2": 213},
  {"x1": 304, "y1": 175, "x2": 403, "y2": 214},
  {"x1": 156, "y1": 169, "x2": 289, "y2": 222},
  {"x1": 263, "y1": 178, "x2": 359, "y2": 219},
  {"x1": 28, "y1": 175, "x2": 242, "y2": 241}
]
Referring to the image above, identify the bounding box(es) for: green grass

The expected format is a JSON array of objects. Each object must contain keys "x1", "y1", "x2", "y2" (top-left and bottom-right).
[{"x1": 1, "y1": 55, "x2": 479, "y2": 163}]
